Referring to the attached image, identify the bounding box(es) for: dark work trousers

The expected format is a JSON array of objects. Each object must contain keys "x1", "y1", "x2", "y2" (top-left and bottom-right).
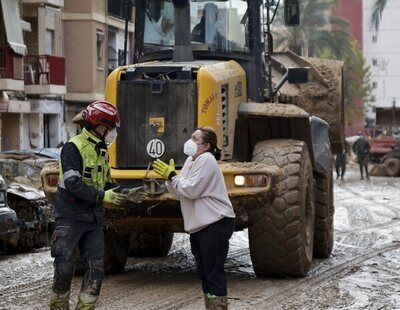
[
  {"x1": 357, "y1": 155, "x2": 369, "y2": 179},
  {"x1": 51, "y1": 217, "x2": 104, "y2": 296},
  {"x1": 335, "y1": 153, "x2": 347, "y2": 180},
  {"x1": 189, "y1": 217, "x2": 235, "y2": 297}
]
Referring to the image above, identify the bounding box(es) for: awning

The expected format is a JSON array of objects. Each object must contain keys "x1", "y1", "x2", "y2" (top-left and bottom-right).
[
  {"x1": 21, "y1": 19, "x2": 31, "y2": 32},
  {"x1": 1, "y1": 0, "x2": 27, "y2": 55}
]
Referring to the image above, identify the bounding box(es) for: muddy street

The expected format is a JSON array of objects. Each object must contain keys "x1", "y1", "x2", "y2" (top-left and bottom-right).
[{"x1": 1, "y1": 164, "x2": 400, "y2": 310}]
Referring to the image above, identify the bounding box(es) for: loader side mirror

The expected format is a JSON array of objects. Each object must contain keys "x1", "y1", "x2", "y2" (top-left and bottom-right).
[
  {"x1": 284, "y1": 0, "x2": 300, "y2": 26},
  {"x1": 287, "y1": 67, "x2": 308, "y2": 84}
]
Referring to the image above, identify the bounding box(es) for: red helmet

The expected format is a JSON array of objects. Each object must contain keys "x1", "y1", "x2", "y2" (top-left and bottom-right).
[{"x1": 83, "y1": 100, "x2": 120, "y2": 130}]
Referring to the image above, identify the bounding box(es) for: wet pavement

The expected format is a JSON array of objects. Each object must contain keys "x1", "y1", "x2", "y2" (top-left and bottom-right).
[{"x1": 0, "y1": 164, "x2": 399, "y2": 309}]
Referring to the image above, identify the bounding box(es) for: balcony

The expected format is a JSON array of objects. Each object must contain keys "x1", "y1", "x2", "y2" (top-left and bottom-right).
[
  {"x1": 0, "y1": 47, "x2": 25, "y2": 91},
  {"x1": 21, "y1": 0, "x2": 64, "y2": 7},
  {"x1": 24, "y1": 55, "x2": 66, "y2": 95}
]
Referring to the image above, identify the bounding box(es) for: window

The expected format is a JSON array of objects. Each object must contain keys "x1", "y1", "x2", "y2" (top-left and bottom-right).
[
  {"x1": 46, "y1": 29, "x2": 54, "y2": 55},
  {"x1": 190, "y1": 0, "x2": 249, "y2": 53},
  {"x1": 372, "y1": 35, "x2": 377, "y2": 43},
  {"x1": 372, "y1": 58, "x2": 377, "y2": 66},
  {"x1": 108, "y1": 0, "x2": 132, "y2": 20},
  {"x1": 108, "y1": 29, "x2": 117, "y2": 72},
  {"x1": 96, "y1": 30, "x2": 104, "y2": 68},
  {"x1": 372, "y1": 81, "x2": 378, "y2": 89},
  {"x1": 143, "y1": 0, "x2": 250, "y2": 54},
  {"x1": 118, "y1": 49, "x2": 126, "y2": 66}
]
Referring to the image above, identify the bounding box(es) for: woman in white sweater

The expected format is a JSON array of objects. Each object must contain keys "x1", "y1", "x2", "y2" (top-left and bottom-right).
[{"x1": 153, "y1": 126, "x2": 235, "y2": 310}]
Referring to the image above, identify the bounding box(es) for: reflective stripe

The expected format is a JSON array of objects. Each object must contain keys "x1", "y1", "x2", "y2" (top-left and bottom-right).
[
  {"x1": 58, "y1": 179, "x2": 66, "y2": 189},
  {"x1": 64, "y1": 169, "x2": 81, "y2": 180}
]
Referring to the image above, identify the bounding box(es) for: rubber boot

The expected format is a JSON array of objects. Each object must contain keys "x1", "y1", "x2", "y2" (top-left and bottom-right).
[
  {"x1": 49, "y1": 291, "x2": 70, "y2": 310},
  {"x1": 204, "y1": 294, "x2": 210, "y2": 309},
  {"x1": 75, "y1": 292, "x2": 99, "y2": 310},
  {"x1": 206, "y1": 295, "x2": 228, "y2": 310}
]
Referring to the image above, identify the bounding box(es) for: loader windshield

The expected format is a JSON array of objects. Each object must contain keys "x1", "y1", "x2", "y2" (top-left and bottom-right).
[{"x1": 143, "y1": 0, "x2": 249, "y2": 53}]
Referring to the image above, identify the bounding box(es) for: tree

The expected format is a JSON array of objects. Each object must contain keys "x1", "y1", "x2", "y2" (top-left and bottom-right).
[
  {"x1": 273, "y1": 0, "x2": 374, "y2": 132},
  {"x1": 342, "y1": 43, "x2": 375, "y2": 129},
  {"x1": 371, "y1": 0, "x2": 390, "y2": 31},
  {"x1": 273, "y1": 0, "x2": 355, "y2": 59}
]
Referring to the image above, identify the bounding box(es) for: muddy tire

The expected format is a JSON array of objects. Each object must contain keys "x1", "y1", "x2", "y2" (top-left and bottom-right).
[
  {"x1": 249, "y1": 139, "x2": 315, "y2": 277},
  {"x1": 104, "y1": 228, "x2": 129, "y2": 274},
  {"x1": 128, "y1": 232, "x2": 173, "y2": 257},
  {"x1": 313, "y1": 168, "x2": 334, "y2": 258},
  {"x1": 74, "y1": 228, "x2": 129, "y2": 275},
  {"x1": 384, "y1": 158, "x2": 400, "y2": 177}
]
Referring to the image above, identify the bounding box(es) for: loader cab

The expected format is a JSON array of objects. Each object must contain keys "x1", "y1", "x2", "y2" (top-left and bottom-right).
[
  {"x1": 134, "y1": 0, "x2": 300, "y2": 102},
  {"x1": 134, "y1": 0, "x2": 265, "y2": 100},
  {"x1": 136, "y1": 0, "x2": 251, "y2": 56}
]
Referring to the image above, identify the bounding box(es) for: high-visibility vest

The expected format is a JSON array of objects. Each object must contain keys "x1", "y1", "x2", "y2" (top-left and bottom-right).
[{"x1": 59, "y1": 128, "x2": 111, "y2": 190}]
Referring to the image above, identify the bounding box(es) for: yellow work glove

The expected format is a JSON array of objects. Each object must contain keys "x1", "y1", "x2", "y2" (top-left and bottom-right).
[
  {"x1": 103, "y1": 188, "x2": 127, "y2": 205},
  {"x1": 152, "y1": 159, "x2": 176, "y2": 180},
  {"x1": 126, "y1": 186, "x2": 147, "y2": 203}
]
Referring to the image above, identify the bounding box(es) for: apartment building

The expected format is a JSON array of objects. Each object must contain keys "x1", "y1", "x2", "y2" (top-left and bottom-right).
[
  {"x1": 363, "y1": 0, "x2": 400, "y2": 130},
  {"x1": 0, "y1": 0, "x2": 65, "y2": 151},
  {"x1": 0, "y1": 0, "x2": 134, "y2": 151},
  {"x1": 332, "y1": 0, "x2": 364, "y2": 136},
  {"x1": 63, "y1": 0, "x2": 134, "y2": 138}
]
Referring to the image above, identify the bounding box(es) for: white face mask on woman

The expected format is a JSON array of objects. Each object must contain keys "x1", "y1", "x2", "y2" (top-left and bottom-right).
[
  {"x1": 104, "y1": 128, "x2": 118, "y2": 146},
  {"x1": 183, "y1": 139, "x2": 198, "y2": 156}
]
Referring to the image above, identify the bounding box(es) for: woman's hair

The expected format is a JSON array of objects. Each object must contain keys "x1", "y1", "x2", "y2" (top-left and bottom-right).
[{"x1": 198, "y1": 126, "x2": 222, "y2": 160}]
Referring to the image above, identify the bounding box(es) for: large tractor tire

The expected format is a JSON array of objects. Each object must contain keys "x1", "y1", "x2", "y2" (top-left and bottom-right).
[
  {"x1": 103, "y1": 228, "x2": 130, "y2": 274},
  {"x1": 313, "y1": 167, "x2": 334, "y2": 258},
  {"x1": 249, "y1": 139, "x2": 315, "y2": 277},
  {"x1": 384, "y1": 158, "x2": 400, "y2": 177},
  {"x1": 74, "y1": 228, "x2": 129, "y2": 275},
  {"x1": 128, "y1": 232, "x2": 174, "y2": 257}
]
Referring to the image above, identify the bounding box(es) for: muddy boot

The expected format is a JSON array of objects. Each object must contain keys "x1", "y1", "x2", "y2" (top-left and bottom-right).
[
  {"x1": 75, "y1": 292, "x2": 98, "y2": 310},
  {"x1": 206, "y1": 294, "x2": 228, "y2": 310},
  {"x1": 49, "y1": 291, "x2": 70, "y2": 310},
  {"x1": 204, "y1": 294, "x2": 211, "y2": 309}
]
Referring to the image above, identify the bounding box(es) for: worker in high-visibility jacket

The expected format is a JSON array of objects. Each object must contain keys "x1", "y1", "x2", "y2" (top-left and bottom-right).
[{"x1": 49, "y1": 101, "x2": 145, "y2": 310}]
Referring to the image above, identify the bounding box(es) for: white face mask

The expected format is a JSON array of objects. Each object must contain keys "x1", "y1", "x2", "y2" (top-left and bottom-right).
[
  {"x1": 105, "y1": 128, "x2": 118, "y2": 146},
  {"x1": 184, "y1": 139, "x2": 198, "y2": 157}
]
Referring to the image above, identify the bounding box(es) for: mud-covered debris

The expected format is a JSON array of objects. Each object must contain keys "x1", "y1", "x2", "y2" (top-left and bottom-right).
[{"x1": 238, "y1": 102, "x2": 309, "y2": 118}]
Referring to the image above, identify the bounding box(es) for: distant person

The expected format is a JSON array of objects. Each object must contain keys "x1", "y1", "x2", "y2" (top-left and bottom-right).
[
  {"x1": 191, "y1": 3, "x2": 226, "y2": 51},
  {"x1": 335, "y1": 141, "x2": 349, "y2": 180},
  {"x1": 353, "y1": 132, "x2": 371, "y2": 180},
  {"x1": 335, "y1": 151, "x2": 346, "y2": 180}
]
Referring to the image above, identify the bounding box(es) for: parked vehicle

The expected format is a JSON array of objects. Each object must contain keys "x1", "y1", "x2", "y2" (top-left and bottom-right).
[
  {"x1": 0, "y1": 149, "x2": 58, "y2": 253},
  {"x1": 0, "y1": 174, "x2": 19, "y2": 252},
  {"x1": 369, "y1": 136, "x2": 398, "y2": 163}
]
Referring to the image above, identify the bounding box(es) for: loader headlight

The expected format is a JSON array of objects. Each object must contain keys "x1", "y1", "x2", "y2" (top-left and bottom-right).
[
  {"x1": 234, "y1": 175, "x2": 245, "y2": 186},
  {"x1": 234, "y1": 175, "x2": 269, "y2": 187}
]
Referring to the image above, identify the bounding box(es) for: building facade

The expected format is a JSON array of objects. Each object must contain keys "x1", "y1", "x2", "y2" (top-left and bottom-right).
[
  {"x1": 363, "y1": 0, "x2": 400, "y2": 132},
  {"x1": 332, "y1": 0, "x2": 364, "y2": 136},
  {"x1": 0, "y1": 0, "x2": 65, "y2": 151},
  {"x1": 63, "y1": 0, "x2": 134, "y2": 138},
  {"x1": 0, "y1": 0, "x2": 134, "y2": 151}
]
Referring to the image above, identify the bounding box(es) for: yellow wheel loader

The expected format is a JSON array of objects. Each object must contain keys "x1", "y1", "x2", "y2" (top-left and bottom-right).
[{"x1": 41, "y1": 0, "x2": 344, "y2": 276}]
